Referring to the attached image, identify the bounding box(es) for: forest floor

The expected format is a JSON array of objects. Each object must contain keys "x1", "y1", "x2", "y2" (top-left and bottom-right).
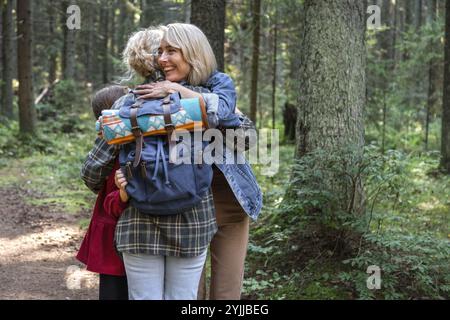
[{"x1": 0, "y1": 185, "x2": 98, "y2": 300}]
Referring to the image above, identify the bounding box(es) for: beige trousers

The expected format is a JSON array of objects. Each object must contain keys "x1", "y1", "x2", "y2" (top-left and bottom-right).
[{"x1": 198, "y1": 167, "x2": 250, "y2": 300}]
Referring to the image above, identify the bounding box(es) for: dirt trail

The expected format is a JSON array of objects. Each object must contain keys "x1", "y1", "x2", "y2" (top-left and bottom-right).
[{"x1": 0, "y1": 187, "x2": 98, "y2": 300}]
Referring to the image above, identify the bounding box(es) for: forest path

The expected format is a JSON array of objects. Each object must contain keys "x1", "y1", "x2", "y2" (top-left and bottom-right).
[{"x1": 0, "y1": 186, "x2": 98, "y2": 300}]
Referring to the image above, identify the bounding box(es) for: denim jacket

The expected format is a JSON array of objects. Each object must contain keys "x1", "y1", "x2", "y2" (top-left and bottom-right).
[
  {"x1": 193, "y1": 71, "x2": 262, "y2": 220},
  {"x1": 81, "y1": 71, "x2": 262, "y2": 221}
]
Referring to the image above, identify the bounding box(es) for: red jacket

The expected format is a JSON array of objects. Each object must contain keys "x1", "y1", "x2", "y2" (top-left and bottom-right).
[{"x1": 76, "y1": 159, "x2": 128, "y2": 276}]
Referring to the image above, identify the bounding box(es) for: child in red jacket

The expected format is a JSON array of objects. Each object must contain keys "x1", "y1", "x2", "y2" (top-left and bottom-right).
[{"x1": 76, "y1": 85, "x2": 129, "y2": 300}]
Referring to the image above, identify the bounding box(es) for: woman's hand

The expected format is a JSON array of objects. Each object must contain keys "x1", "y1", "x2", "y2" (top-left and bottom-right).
[
  {"x1": 134, "y1": 81, "x2": 182, "y2": 99},
  {"x1": 115, "y1": 169, "x2": 129, "y2": 203}
]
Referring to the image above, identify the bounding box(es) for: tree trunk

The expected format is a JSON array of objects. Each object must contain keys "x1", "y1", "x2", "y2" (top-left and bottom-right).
[
  {"x1": 0, "y1": 1, "x2": 2, "y2": 109},
  {"x1": 84, "y1": 1, "x2": 95, "y2": 83},
  {"x1": 283, "y1": 102, "x2": 297, "y2": 142},
  {"x1": 406, "y1": 0, "x2": 414, "y2": 27},
  {"x1": 111, "y1": 1, "x2": 117, "y2": 58},
  {"x1": 392, "y1": 0, "x2": 398, "y2": 68},
  {"x1": 438, "y1": 0, "x2": 445, "y2": 18},
  {"x1": 62, "y1": 0, "x2": 76, "y2": 80},
  {"x1": 249, "y1": 0, "x2": 261, "y2": 124},
  {"x1": 184, "y1": 0, "x2": 191, "y2": 23},
  {"x1": 425, "y1": 0, "x2": 438, "y2": 150},
  {"x1": 271, "y1": 11, "x2": 278, "y2": 130},
  {"x1": 415, "y1": 0, "x2": 423, "y2": 30},
  {"x1": 117, "y1": 0, "x2": 125, "y2": 54},
  {"x1": 47, "y1": 0, "x2": 57, "y2": 84},
  {"x1": 294, "y1": 0, "x2": 366, "y2": 252},
  {"x1": 17, "y1": 0, "x2": 36, "y2": 134},
  {"x1": 140, "y1": 0, "x2": 165, "y2": 27},
  {"x1": 296, "y1": 0, "x2": 365, "y2": 156},
  {"x1": 441, "y1": 0, "x2": 450, "y2": 172},
  {"x1": 382, "y1": 91, "x2": 387, "y2": 154},
  {"x1": 101, "y1": 2, "x2": 110, "y2": 84},
  {"x1": 2, "y1": 0, "x2": 14, "y2": 118},
  {"x1": 394, "y1": 0, "x2": 405, "y2": 66},
  {"x1": 0, "y1": 1, "x2": 2, "y2": 107},
  {"x1": 190, "y1": 0, "x2": 226, "y2": 72}
]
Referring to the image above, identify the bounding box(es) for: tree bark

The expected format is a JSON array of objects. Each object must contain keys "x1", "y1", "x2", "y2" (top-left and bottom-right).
[
  {"x1": 111, "y1": 1, "x2": 117, "y2": 57},
  {"x1": 271, "y1": 11, "x2": 278, "y2": 130},
  {"x1": 47, "y1": 0, "x2": 57, "y2": 84},
  {"x1": 425, "y1": 0, "x2": 438, "y2": 150},
  {"x1": 84, "y1": 1, "x2": 95, "y2": 82},
  {"x1": 415, "y1": 0, "x2": 423, "y2": 30},
  {"x1": 101, "y1": 1, "x2": 110, "y2": 84},
  {"x1": 190, "y1": 0, "x2": 226, "y2": 72},
  {"x1": 184, "y1": 0, "x2": 191, "y2": 23},
  {"x1": 62, "y1": 0, "x2": 76, "y2": 80},
  {"x1": 2, "y1": 0, "x2": 14, "y2": 118},
  {"x1": 293, "y1": 0, "x2": 366, "y2": 251},
  {"x1": 249, "y1": 0, "x2": 261, "y2": 124},
  {"x1": 0, "y1": 1, "x2": 2, "y2": 108},
  {"x1": 140, "y1": 0, "x2": 165, "y2": 27},
  {"x1": 296, "y1": 0, "x2": 365, "y2": 156},
  {"x1": 17, "y1": 0, "x2": 36, "y2": 134},
  {"x1": 283, "y1": 102, "x2": 297, "y2": 142},
  {"x1": 441, "y1": 0, "x2": 450, "y2": 172},
  {"x1": 392, "y1": 0, "x2": 398, "y2": 68}
]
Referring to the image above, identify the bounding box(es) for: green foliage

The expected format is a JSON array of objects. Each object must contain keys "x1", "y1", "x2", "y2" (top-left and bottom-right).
[
  {"x1": 0, "y1": 121, "x2": 56, "y2": 160},
  {"x1": 366, "y1": 18, "x2": 444, "y2": 152},
  {"x1": 245, "y1": 143, "x2": 449, "y2": 300},
  {"x1": 0, "y1": 104, "x2": 97, "y2": 215},
  {"x1": 40, "y1": 80, "x2": 91, "y2": 134},
  {"x1": 53, "y1": 80, "x2": 85, "y2": 112},
  {"x1": 341, "y1": 232, "x2": 450, "y2": 300},
  {"x1": 280, "y1": 145, "x2": 375, "y2": 256}
]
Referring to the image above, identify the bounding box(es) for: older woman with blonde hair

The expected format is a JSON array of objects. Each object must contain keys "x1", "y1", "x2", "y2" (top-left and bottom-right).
[{"x1": 135, "y1": 23, "x2": 262, "y2": 300}]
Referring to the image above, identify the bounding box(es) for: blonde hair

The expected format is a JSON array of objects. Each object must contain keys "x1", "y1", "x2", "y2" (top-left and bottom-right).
[
  {"x1": 163, "y1": 23, "x2": 217, "y2": 86},
  {"x1": 122, "y1": 27, "x2": 164, "y2": 79}
]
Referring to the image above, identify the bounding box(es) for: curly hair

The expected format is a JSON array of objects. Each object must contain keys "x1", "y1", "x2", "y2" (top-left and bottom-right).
[{"x1": 122, "y1": 27, "x2": 164, "y2": 80}]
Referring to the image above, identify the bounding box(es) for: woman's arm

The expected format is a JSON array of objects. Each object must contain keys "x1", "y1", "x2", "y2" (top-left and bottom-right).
[
  {"x1": 204, "y1": 71, "x2": 238, "y2": 123},
  {"x1": 134, "y1": 72, "x2": 240, "y2": 127},
  {"x1": 133, "y1": 81, "x2": 220, "y2": 127},
  {"x1": 134, "y1": 81, "x2": 203, "y2": 100}
]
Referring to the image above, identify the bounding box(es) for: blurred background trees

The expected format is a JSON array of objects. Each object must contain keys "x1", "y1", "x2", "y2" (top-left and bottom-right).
[
  {"x1": 0, "y1": 0, "x2": 448, "y2": 300},
  {"x1": 0, "y1": 0, "x2": 446, "y2": 157}
]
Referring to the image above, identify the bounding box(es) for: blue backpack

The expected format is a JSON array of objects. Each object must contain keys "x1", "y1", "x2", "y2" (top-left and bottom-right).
[{"x1": 118, "y1": 92, "x2": 213, "y2": 215}]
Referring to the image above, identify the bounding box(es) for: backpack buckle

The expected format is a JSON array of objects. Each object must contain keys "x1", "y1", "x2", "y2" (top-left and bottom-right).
[{"x1": 165, "y1": 123, "x2": 175, "y2": 131}]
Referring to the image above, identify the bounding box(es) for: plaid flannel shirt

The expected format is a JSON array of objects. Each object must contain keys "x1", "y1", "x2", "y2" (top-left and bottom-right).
[
  {"x1": 115, "y1": 191, "x2": 217, "y2": 257},
  {"x1": 80, "y1": 137, "x2": 119, "y2": 193}
]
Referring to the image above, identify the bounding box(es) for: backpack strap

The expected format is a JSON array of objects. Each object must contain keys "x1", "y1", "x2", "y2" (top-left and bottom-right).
[
  {"x1": 162, "y1": 95, "x2": 176, "y2": 163},
  {"x1": 130, "y1": 99, "x2": 144, "y2": 167}
]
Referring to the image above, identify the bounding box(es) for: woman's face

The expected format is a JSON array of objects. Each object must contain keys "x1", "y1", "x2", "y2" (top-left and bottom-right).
[{"x1": 158, "y1": 40, "x2": 191, "y2": 82}]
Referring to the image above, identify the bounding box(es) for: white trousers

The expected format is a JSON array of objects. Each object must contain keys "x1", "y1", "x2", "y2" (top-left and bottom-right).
[{"x1": 122, "y1": 250, "x2": 207, "y2": 300}]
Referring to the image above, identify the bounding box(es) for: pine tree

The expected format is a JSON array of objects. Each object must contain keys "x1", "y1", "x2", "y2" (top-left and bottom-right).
[{"x1": 17, "y1": 0, "x2": 36, "y2": 134}]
